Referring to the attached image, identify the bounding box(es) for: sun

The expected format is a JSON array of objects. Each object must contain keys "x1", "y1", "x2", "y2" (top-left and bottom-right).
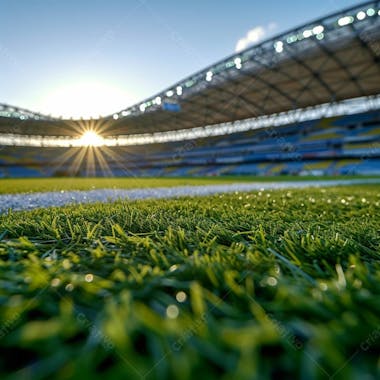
[{"x1": 79, "y1": 130, "x2": 104, "y2": 146}]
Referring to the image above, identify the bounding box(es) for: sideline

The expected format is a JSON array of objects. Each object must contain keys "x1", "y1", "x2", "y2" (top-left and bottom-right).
[{"x1": 0, "y1": 178, "x2": 379, "y2": 213}]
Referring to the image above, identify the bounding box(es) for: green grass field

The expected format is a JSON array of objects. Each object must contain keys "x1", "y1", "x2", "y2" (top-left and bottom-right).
[
  {"x1": 0, "y1": 183, "x2": 380, "y2": 379},
  {"x1": 0, "y1": 175, "x2": 379, "y2": 194}
]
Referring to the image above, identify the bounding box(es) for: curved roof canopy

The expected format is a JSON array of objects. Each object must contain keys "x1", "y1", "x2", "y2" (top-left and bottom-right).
[{"x1": 1, "y1": 0, "x2": 379, "y2": 137}]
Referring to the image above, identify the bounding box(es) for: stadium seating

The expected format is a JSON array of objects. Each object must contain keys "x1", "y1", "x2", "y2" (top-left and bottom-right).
[{"x1": 1, "y1": 110, "x2": 379, "y2": 177}]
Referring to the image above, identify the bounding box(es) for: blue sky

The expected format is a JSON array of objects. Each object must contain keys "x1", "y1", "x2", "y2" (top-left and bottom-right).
[{"x1": 0, "y1": 0, "x2": 361, "y2": 118}]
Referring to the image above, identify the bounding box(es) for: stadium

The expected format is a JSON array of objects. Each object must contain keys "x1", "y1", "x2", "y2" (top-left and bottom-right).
[
  {"x1": 1, "y1": 1, "x2": 380, "y2": 177},
  {"x1": 0, "y1": 1, "x2": 380, "y2": 379}
]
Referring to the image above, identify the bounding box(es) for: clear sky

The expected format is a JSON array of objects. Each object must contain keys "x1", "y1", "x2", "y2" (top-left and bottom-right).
[{"x1": 0, "y1": 0, "x2": 362, "y2": 118}]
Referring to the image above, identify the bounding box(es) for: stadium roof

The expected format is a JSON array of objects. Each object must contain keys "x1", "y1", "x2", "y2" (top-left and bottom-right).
[{"x1": 1, "y1": 0, "x2": 380, "y2": 137}]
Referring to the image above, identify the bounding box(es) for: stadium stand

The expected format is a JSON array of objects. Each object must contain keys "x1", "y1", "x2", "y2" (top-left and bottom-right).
[{"x1": 0, "y1": 110, "x2": 379, "y2": 177}]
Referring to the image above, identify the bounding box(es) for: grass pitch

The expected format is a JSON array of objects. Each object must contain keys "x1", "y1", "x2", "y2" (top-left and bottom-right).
[
  {"x1": 0, "y1": 184, "x2": 379, "y2": 379},
  {"x1": 0, "y1": 175, "x2": 378, "y2": 194}
]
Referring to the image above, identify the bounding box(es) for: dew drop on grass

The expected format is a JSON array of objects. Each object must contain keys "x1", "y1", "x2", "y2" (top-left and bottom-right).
[
  {"x1": 176, "y1": 291, "x2": 187, "y2": 303},
  {"x1": 166, "y1": 304, "x2": 179, "y2": 319},
  {"x1": 51, "y1": 278, "x2": 61, "y2": 287},
  {"x1": 267, "y1": 277, "x2": 278, "y2": 286},
  {"x1": 85, "y1": 274, "x2": 94, "y2": 283},
  {"x1": 65, "y1": 283, "x2": 74, "y2": 292}
]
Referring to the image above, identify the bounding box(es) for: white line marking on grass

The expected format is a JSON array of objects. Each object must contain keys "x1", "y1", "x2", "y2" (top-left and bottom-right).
[{"x1": 0, "y1": 178, "x2": 379, "y2": 213}]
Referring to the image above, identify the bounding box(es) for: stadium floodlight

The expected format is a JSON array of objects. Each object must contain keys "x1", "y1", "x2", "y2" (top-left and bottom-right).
[
  {"x1": 302, "y1": 29, "x2": 313, "y2": 38},
  {"x1": 312, "y1": 25, "x2": 324, "y2": 35},
  {"x1": 176, "y1": 86, "x2": 183, "y2": 96},
  {"x1": 234, "y1": 57, "x2": 242, "y2": 69},
  {"x1": 356, "y1": 11, "x2": 366, "y2": 20},
  {"x1": 338, "y1": 15, "x2": 354, "y2": 26},
  {"x1": 274, "y1": 41, "x2": 284, "y2": 53},
  {"x1": 366, "y1": 8, "x2": 375, "y2": 16},
  {"x1": 286, "y1": 35, "x2": 297, "y2": 44}
]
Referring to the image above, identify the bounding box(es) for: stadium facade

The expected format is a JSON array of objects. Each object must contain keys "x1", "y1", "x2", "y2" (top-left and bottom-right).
[{"x1": 0, "y1": 0, "x2": 380, "y2": 177}]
